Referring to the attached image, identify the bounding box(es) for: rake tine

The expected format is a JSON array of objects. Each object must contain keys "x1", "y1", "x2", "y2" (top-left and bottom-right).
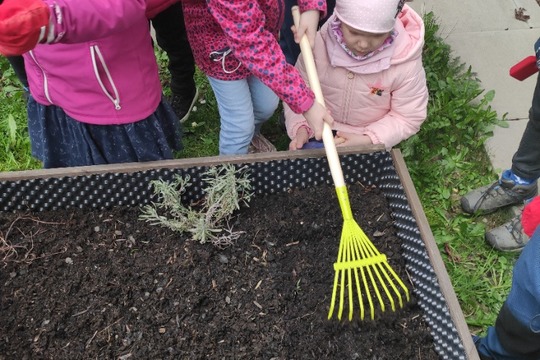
[
  {"x1": 382, "y1": 261, "x2": 410, "y2": 305},
  {"x1": 328, "y1": 221, "x2": 346, "y2": 320},
  {"x1": 346, "y1": 238, "x2": 355, "y2": 321},
  {"x1": 351, "y1": 226, "x2": 376, "y2": 319},
  {"x1": 353, "y1": 263, "x2": 364, "y2": 320}
]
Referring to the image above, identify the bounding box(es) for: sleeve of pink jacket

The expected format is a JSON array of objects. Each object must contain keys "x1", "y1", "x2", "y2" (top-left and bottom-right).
[
  {"x1": 297, "y1": 0, "x2": 327, "y2": 17},
  {"x1": 284, "y1": 54, "x2": 315, "y2": 140},
  {"x1": 206, "y1": 0, "x2": 325, "y2": 114},
  {"x1": 362, "y1": 60, "x2": 428, "y2": 149},
  {"x1": 44, "y1": 0, "x2": 168, "y2": 43}
]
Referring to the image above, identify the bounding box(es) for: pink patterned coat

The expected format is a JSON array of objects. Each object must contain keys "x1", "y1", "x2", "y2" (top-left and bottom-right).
[{"x1": 182, "y1": 0, "x2": 327, "y2": 114}]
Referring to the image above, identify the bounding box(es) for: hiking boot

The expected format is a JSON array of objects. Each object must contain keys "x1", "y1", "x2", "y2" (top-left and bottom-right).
[
  {"x1": 485, "y1": 213, "x2": 530, "y2": 251},
  {"x1": 170, "y1": 87, "x2": 199, "y2": 123},
  {"x1": 460, "y1": 170, "x2": 537, "y2": 214},
  {"x1": 248, "y1": 134, "x2": 276, "y2": 154}
]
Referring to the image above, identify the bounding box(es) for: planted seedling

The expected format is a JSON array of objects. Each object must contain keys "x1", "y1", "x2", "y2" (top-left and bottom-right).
[{"x1": 140, "y1": 164, "x2": 252, "y2": 247}]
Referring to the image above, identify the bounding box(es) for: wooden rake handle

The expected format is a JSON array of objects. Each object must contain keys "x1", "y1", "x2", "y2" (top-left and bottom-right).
[{"x1": 291, "y1": 6, "x2": 346, "y2": 188}]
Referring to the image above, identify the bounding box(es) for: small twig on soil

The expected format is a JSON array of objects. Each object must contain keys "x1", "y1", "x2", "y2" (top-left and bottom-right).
[
  {"x1": 71, "y1": 307, "x2": 91, "y2": 317},
  {"x1": 253, "y1": 300, "x2": 263, "y2": 310},
  {"x1": 285, "y1": 241, "x2": 299, "y2": 247},
  {"x1": 1, "y1": 215, "x2": 67, "y2": 267},
  {"x1": 405, "y1": 269, "x2": 415, "y2": 291},
  {"x1": 85, "y1": 331, "x2": 98, "y2": 349},
  {"x1": 85, "y1": 317, "x2": 123, "y2": 348}
]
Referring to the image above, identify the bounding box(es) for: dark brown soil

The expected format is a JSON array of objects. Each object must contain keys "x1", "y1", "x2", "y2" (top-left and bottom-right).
[{"x1": 0, "y1": 183, "x2": 439, "y2": 360}]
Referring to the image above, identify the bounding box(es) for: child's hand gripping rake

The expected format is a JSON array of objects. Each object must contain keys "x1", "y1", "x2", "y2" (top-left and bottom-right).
[{"x1": 291, "y1": 6, "x2": 410, "y2": 321}]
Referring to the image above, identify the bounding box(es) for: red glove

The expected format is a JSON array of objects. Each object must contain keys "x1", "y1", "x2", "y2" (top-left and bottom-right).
[
  {"x1": 522, "y1": 196, "x2": 540, "y2": 237},
  {"x1": 0, "y1": 0, "x2": 50, "y2": 56}
]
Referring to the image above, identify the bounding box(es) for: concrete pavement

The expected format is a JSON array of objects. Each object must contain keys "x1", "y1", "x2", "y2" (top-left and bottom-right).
[{"x1": 409, "y1": 0, "x2": 540, "y2": 174}]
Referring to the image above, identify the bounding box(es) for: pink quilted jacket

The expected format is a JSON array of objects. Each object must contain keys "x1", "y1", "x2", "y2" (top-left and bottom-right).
[
  {"x1": 182, "y1": 0, "x2": 327, "y2": 114},
  {"x1": 285, "y1": 5, "x2": 429, "y2": 149}
]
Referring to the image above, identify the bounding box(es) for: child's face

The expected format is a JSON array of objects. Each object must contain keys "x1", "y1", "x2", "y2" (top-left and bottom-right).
[{"x1": 340, "y1": 22, "x2": 391, "y2": 57}]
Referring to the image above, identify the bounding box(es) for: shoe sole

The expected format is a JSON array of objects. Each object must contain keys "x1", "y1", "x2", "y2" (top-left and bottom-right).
[{"x1": 179, "y1": 87, "x2": 200, "y2": 124}]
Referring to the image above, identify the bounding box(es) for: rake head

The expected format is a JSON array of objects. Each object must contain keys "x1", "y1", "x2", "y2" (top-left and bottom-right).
[{"x1": 327, "y1": 218, "x2": 410, "y2": 321}]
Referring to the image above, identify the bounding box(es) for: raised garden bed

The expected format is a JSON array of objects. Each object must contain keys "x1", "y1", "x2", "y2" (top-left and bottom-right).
[{"x1": 0, "y1": 147, "x2": 479, "y2": 359}]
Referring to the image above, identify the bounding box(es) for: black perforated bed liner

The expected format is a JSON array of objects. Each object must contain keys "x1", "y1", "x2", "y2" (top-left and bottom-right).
[{"x1": 0, "y1": 149, "x2": 475, "y2": 360}]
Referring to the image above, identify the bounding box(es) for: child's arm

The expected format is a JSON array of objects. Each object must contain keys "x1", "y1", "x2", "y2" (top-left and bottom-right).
[
  {"x1": 44, "y1": 0, "x2": 150, "y2": 43},
  {"x1": 292, "y1": 9, "x2": 320, "y2": 49},
  {"x1": 284, "y1": 98, "x2": 313, "y2": 136},
  {"x1": 334, "y1": 133, "x2": 373, "y2": 147},
  {"x1": 0, "y1": 0, "x2": 172, "y2": 55},
  {"x1": 291, "y1": 1, "x2": 327, "y2": 57},
  {"x1": 207, "y1": 0, "x2": 331, "y2": 140},
  {"x1": 0, "y1": 0, "x2": 50, "y2": 56},
  {"x1": 288, "y1": 126, "x2": 311, "y2": 150}
]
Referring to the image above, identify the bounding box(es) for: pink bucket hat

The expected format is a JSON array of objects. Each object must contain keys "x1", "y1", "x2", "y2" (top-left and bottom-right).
[{"x1": 334, "y1": 0, "x2": 405, "y2": 34}]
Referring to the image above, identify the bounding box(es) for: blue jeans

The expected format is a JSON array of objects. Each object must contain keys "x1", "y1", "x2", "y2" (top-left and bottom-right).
[{"x1": 208, "y1": 75, "x2": 279, "y2": 155}]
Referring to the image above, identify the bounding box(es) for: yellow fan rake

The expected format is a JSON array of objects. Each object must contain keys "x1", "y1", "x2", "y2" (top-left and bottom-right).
[{"x1": 291, "y1": 6, "x2": 410, "y2": 320}]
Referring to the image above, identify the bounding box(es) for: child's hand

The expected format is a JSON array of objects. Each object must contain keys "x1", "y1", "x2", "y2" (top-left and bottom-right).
[
  {"x1": 292, "y1": 9, "x2": 320, "y2": 48},
  {"x1": 0, "y1": 0, "x2": 50, "y2": 56},
  {"x1": 335, "y1": 132, "x2": 373, "y2": 147},
  {"x1": 302, "y1": 101, "x2": 333, "y2": 140},
  {"x1": 289, "y1": 127, "x2": 310, "y2": 150}
]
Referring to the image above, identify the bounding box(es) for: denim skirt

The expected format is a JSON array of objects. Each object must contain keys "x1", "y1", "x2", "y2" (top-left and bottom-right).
[{"x1": 26, "y1": 96, "x2": 183, "y2": 169}]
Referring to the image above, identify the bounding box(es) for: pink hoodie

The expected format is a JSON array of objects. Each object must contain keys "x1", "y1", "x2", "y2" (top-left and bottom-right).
[
  {"x1": 23, "y1": 0, "x2": 176, "y2": 125},
  {"x1": 284, "y1": 4, "x2": 428, "y2": 149}
]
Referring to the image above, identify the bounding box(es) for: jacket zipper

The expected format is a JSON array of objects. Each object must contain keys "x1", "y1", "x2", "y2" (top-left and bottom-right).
[
  {"x1": 28, "y1": 51, "x2": 53, "y2": 104},
  {"x1": 90, "y1": 45, "x2": 121, "y2": 110},
  {"x1": 343, "y1": 71, "x2": 355, "y2": 123}
]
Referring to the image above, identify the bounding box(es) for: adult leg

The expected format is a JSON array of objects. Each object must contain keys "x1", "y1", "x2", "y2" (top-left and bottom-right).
[
  {"x1": 151, "y1": 3, "x2": 198, "y2": 122},
  {"x1": 461, "y1": 73, "x2": 540, "y2": 250},
  {"x1": 207, "y1": 76, "x2": 255, "y2": 155},
  {"x1": 511, "y1": 72, "x2": 540, "y2": 180}
]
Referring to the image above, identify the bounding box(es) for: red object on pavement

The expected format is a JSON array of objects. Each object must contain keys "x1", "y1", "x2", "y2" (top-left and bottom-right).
[{"x1": 509, "y1": 55, "x2": 539, "y2": 81}]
